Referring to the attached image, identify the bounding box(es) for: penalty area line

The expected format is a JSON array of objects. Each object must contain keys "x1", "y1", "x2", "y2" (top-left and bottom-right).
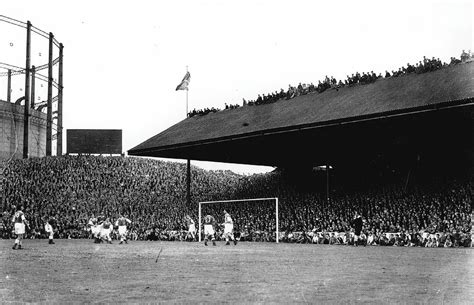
[{"x1": 155, "y1": 248, "x2": 163, "y2": 263}]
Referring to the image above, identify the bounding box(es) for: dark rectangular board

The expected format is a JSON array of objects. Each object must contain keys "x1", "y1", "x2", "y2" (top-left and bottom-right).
[{"x1": 67, "y1": 129, "x2": 122, "y2": 154}]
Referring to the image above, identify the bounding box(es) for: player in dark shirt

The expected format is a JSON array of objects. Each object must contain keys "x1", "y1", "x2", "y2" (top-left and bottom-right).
[
  {"x1": 12, "y1": 205, "x2": 29, "y2": 250},
  {"x1": 203, "y1": 215, "x2": 216, "y2": 246},
  {"x1": 351, "y1": 212, "x2": 363, "y2": 247}
]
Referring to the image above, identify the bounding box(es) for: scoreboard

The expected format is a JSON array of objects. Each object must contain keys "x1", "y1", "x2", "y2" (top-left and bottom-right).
[{"x1": 67, "y1": 129, "x2": 122, "y2": 154}]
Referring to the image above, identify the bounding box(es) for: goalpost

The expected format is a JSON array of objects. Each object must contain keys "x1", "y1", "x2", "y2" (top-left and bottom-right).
[{"x1": 198, "y1": 197, "x2": 279, "y2": 243}]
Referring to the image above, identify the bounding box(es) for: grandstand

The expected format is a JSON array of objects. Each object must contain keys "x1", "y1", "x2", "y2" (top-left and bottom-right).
[
  {"x1": 128, "y1": 59, "x2": 473, "y2": 245},
  {"x1": 1, "y1": 57, "x2": 471, "y2": 246},
  {"x1": 129, "y1": 61, "x2": 473, "y2": 169}
]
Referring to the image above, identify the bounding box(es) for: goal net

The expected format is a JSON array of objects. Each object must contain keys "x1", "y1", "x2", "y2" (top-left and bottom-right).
[{"x1": 198, "y1": 197, "x2": 279, "y2": 243}]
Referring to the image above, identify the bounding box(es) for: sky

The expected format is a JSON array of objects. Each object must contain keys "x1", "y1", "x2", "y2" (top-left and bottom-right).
[{"x1": 1, "y1": 0, "x2": 472, "y2": 174}]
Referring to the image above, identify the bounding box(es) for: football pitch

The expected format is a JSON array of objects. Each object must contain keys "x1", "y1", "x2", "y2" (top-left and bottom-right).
[{"x1": 0, "y1": 240, "x2": 472, "y2": 304}]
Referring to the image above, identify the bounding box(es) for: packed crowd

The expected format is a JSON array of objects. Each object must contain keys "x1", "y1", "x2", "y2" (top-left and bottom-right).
[
  {"x1": 204, "y1": 170, "x2": 472, "y2": 247},
  {"x1": 187, "y1": 103, "x2": 242, "y2": 118},
  {"x1": 1, "y1": 156, "x2": 472, "y2": 247},
  {"x1": 188, "y1": 51, "x2": 474, "y2": 117},
  {"x1": 1, "y1": 155, "x2": 240, "y2": 240},
  {"x1": 188, "y1": 107, "x2": 220, "y2": 118}
]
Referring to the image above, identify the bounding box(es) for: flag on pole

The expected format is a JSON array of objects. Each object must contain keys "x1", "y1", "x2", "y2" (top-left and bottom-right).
[{"x1": 175, "y1": 71, "x2": 191, "y2": 91}]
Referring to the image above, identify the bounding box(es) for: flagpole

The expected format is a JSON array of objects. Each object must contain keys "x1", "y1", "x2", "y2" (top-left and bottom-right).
[
  {"x1": 185, "y1": 65, "x2": 191, "y2": 210},
  {"x1": 186, "y1": 65, "x2": 189, "y2": 117}
]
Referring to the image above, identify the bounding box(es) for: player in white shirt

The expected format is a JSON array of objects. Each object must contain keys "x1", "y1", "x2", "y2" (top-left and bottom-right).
[
  {"x1": 12, "y1": 205, "x2": 29, "y2": 250},
  {"x1": 222, "y1": 210, "x2": 237, "y2": 245},
  {"x1": 115, "y1": 214, "x2": 132, "y2": 244},
  {"x1": 88, "y1": 215, "x2": 101, "y2": 243},
  {"x1": 44, "y1": 217, "x2": 55, "y2": 244},
  {"x1": 184, "y1": 215, "x2": 196, "y2": 241}
]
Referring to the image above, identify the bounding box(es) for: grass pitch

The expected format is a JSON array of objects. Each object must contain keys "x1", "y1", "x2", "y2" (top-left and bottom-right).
[{"x1": 0, "y1": 240, "x2": 472, "y2": 304}]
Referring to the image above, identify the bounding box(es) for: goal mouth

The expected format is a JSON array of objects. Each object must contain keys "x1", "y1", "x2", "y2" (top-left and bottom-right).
[{"x1": 198, "y1": 197, "x2": 279, "y2": 243}]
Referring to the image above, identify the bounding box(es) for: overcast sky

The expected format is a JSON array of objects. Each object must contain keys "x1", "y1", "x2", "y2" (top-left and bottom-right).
[{"x1": 1, "y1": 0, "x2": 472, "y2": 174}]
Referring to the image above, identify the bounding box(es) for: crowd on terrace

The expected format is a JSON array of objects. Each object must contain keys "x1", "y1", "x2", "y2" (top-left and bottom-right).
[
  {"x1": 1, "y1": 156, "x2": 472, "y2": 247},
  {"x1": 188, "y1": 50, "x2": 474, "y2": 118},
  {"x1": 1, "y1": 156, "x2": 240, "y2": 239}
]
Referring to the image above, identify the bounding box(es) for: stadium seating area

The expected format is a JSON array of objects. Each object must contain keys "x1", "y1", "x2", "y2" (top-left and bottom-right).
[
  {"x1": 1, "y1": 155, "x2": 472, "y2": 247},
  {"x1": 188, "y1": 51, "x2": 474, "y2": 118},
  {"x1": 1, "y1": 155, "x2": 238, "y2": 239}
]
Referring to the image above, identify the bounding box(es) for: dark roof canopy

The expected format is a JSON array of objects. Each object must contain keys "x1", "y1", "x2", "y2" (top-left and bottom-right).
[{"x1": 129, "y1": 62, "x2": 474, "y2": 167}]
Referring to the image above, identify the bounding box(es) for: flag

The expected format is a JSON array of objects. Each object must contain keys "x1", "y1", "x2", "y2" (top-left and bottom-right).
[{"x1": 175, "y1": 71, "x2": 191, "y2": 91}]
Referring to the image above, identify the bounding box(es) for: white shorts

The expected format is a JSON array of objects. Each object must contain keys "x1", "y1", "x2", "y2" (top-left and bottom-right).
[
  {"x1": 224, "y1": 224, "x2": 233, "y2": 234},
  {"x1": 204, "y1": 224, "x2": 214, "y2": 236},
  {"x1": 91, "y1": 226, "x2": 100, "y2": 235},
  {"x1": 118, "y1": 226, "x2": 127, "y2": 235},
  {"x1": 188, "y1": 224, "x2": 196, "y2": 233},
  {"x1": 14, "y1": 223, "x2": 25, "y2": 235},
  {"x1": 101, "y1": 228, "x2": 111, "y2": 237}
]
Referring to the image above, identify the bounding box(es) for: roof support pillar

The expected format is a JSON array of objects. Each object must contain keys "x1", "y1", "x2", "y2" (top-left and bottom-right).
[
  {"x1": 326, "y1": 162, "x2": 330, "y2": 203},
  {"x1": 186, "y1": 159, "x2": 191, "y2": 207}
]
